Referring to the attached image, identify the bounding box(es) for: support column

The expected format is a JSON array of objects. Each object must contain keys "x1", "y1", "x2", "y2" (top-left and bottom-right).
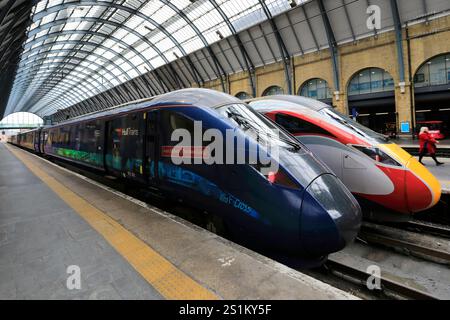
[
  {"x1": 395, "y1": 82, "x2": 413, "y2": 136},
  {"x1": 333, "y1": 91, "x2": 347, "y2": 115}
]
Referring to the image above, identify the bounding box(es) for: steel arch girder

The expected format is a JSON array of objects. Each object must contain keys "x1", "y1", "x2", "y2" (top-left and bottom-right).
[
  {"x1": 159, "y1": 0, "x2": 227, "y2": 92},
  {"x1": 19, "y1": 48, "x2": 131, "y2": 81},
  {"x1": 23, "y1": 29, "x2": 154, "y2": 72},
  {"x1": 30, "y1": 0, "x2": 189, "y2": 57},
  {"x1": 257, "y1": 0, "x2": 292, "y2": 94},
  {"x1": 20, "y1": 40, "x2": 136, "y2": 79},
  {"x1": 20, "y1": 76, "x2": 99, "y2": 100},
  {"x1": 27, "y1": 16, "x2": 171, "y2": 65},
  {"x1": 13, "y1": 63, "x2": 114, "y2": 102},
  {"x1": 30, "y1": 88, "x2": 82, "y2": 109},
  {"x1": 15, "y1": 57, "x2": 117, "y2": 89},
  {"x1": 317, "y1": 0, "x2": 340, "y2": 92}
]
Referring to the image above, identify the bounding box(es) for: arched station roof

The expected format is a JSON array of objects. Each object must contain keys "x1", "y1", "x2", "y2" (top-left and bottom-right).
[
  {"x1": 1, "y1": 0, "x2": 449, "y2": 121},
  {"x1": 3, "y1": 0, "x2": 305, "y2": 118}
]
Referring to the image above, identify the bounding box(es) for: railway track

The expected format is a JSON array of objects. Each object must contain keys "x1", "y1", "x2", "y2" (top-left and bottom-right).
[
  {"x1": 398, "y1": 220, "x2": 450, "y2": 239},
  {"x1": 322, "y1": 258, "x2": 439, "y2": 300},
  {"x1": 359, "y1": 222, "x2": 450, "y2": 265}
]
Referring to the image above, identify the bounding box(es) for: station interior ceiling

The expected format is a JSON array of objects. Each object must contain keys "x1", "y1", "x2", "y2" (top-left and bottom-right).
[{"x1": 0, "y1": 0, "x2": 449, "y2": 128}]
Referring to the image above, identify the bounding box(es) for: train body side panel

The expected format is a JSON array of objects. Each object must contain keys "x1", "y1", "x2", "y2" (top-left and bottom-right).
[{"x1": 44, "y1": 121, "x2": 105, "y2": 170}]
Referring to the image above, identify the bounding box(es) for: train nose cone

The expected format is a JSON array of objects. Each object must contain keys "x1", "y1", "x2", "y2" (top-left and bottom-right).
[
  {"x1": 300, "y1": 174, "x2": 362, "y2": 255},
  {"x1": 405, "y1": 157, "x2": 441, "y2": 212}
]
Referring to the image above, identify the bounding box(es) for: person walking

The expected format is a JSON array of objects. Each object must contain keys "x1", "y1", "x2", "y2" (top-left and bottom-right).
[{"x1": 419, "y1": 127, "x2": 444, "y2": 166}]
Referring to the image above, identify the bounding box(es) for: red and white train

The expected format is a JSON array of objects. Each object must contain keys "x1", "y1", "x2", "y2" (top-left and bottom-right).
[{"x1": 248, "y1": 96, "x2": 441, "y2": 221}]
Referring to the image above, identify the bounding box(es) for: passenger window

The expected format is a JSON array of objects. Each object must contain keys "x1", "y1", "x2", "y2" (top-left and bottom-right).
[
  {"x1": 160, "y1": 110, "x2": 195, "y2": 146},
  {"x1": 275, "y1": 113, "x2": 333, "y2": 136}
]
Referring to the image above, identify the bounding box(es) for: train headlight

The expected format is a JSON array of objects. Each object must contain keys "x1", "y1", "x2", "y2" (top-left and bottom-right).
[{"x1": 352, "y1": 145, "x2": 401, "y2": 166}]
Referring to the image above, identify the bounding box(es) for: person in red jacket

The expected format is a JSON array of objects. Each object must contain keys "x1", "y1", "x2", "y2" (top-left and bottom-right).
[{"x1": 419, "y1": 127, "x2": 444, "y2": 166}]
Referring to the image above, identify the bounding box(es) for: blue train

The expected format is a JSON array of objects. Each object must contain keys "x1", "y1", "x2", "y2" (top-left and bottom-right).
[{"x1": 9, "y1": 89, "x2": 361, "y2": 265}]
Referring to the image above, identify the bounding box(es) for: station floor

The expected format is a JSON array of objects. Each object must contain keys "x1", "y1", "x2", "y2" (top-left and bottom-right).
[
  {"x1": 0, "y1": 143, "x2": 162, "y2": 299},
  {"x1": 0, "y1": 143, "x2": 353, "y2": 300},
  {"x1": 421, "y1": 158, "x2": 450, "y2": 193}
]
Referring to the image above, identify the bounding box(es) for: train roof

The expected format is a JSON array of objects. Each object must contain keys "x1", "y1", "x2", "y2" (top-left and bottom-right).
[
  {"x1": 247, "y1": 95, "x2": 331, "y2": 112},
  {"x1": 16, "y1": 126, "x2": 48, "y2": 134},
  {"x1": 52, "y1": 89, "x2": 242, "y2": 127}
]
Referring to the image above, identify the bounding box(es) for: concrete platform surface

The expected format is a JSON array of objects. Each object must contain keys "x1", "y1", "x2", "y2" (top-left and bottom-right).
[
  {"x1": 0, "y1": 144, "x2": 162, "y2": 300},
  {"x1": 0, "y1": 143, "x2": 356, "y2": 300},
  {"x1": 419, "y1": 157, "x2": 450, "y2": 194}
]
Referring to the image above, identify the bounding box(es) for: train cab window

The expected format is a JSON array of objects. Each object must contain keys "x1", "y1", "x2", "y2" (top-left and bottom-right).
[
  {"x1": 275, "y1": 113, "x2": 332, "y2": 136},
  {"x1": 218, "y1": 104, "x2": 302, "y2": 151},
  {"x1": 352, "y1": 145, "x2": 401, "y2": 166}
]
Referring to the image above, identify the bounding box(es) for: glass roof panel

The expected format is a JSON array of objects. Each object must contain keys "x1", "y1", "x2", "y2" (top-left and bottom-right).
[{"x1": 5, "y1": 0, "x2": 294, "y2": 116}]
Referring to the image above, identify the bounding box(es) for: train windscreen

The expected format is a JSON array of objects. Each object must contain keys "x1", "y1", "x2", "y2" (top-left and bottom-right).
[
  {"x1": 320, "y1": 108, "x2": 389, "y2": 143},
  {"x1": 217, "y1": 103, "x2": 303, "y2": 151}
]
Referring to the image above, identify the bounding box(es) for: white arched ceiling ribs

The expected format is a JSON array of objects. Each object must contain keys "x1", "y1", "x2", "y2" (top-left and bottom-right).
[{"x1": 6, "y1": 0, "x2": 379, "y2": 117}]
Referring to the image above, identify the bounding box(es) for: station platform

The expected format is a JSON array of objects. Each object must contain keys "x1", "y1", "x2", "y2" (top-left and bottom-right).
[
  {"x1": 397, "y1": 137, "x2": 450, "y2": 158},
  {"x1": 0, "y1": 143, "x2": 355, "y2": 300},
  {"x1": 397, "y1": 137, "x2": 450, "y2": 148},
  {"x1": 420, "y1": 158, "x2": 450, "y2": 194}
]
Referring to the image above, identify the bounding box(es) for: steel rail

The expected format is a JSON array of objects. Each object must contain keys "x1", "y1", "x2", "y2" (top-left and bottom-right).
[{"x1": 325, "y1": 258, "x2": 438, "y2": 300}]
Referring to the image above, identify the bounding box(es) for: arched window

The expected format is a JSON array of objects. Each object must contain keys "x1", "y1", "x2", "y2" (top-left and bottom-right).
[
  {"x1": 299, "y1": 78, "x2": 332, "y2": 100},
  {"x1": 262, "y1": 85, "x2": 284, "y2": 96},
  {"x1": 348, "y1": 68, "x2": 394, "y2": 96},
  {"x1": 235, "y1": 92, "x2": 252, "y2": 100},
  {"x1": 414, "y1": 53, "x2": 450, "y2": 88}
]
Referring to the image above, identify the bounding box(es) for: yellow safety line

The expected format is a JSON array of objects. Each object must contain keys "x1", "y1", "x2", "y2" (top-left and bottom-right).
[{"x1": 6, "y1": 145, "x2": 218, "y2": 300}]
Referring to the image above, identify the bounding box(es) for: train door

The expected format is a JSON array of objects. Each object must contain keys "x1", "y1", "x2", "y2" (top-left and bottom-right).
[
  {"x1": 157, "y1": 109, "x2": 193, "y2": 195},
  {"x1": 145, "y1": 110, "x2": 159, "y2": 187},
  {"x1": 105, "y1": 112, "x2": 146, "y2": 183},
  {"x1": 33, "y1": 130, "x2": 37, "y2": 152},
  {"x1": 40, "y1": 130, "x2": 48, "y2": 154},
  {"x1": 157, "y1": 108, "x2": 228, "y2": 217}
]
